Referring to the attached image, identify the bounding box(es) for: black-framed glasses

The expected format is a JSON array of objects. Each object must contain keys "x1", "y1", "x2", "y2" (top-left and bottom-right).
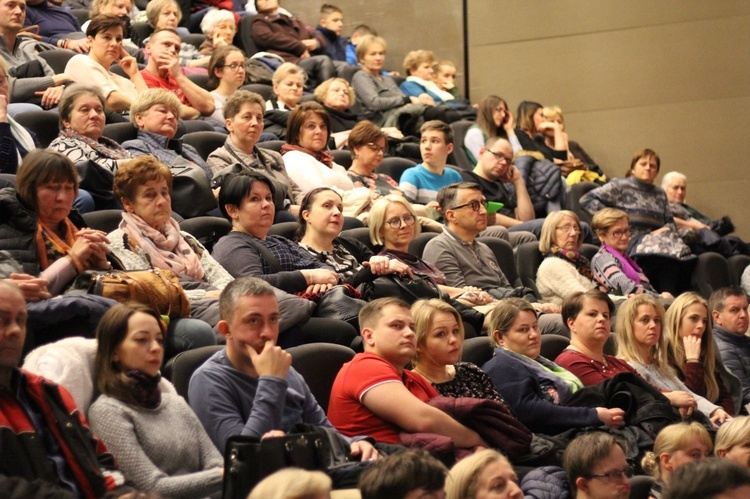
[
  {"x1": 385, "y1": 215, "x2": 416, "y2": 228},
  {"x1": 586, "y1": 466, "x2": 634, "y2": 483},
  {"x1": 486, "y1": 149, "x2": 511, "y2": 163},
  {"x1": 221, "y1": 63, "x2": 244, "y2": 71},
  {"x1": 450, "y1": 199, "x2": 487, "y2": 212}
]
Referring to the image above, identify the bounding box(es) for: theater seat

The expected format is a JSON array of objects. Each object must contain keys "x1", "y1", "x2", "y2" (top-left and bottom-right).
[
  {"x1": 449, "y1": 120, "x2": 476, "y2": 171},
  {"x1": 179, "y1": 216, "x2": 232, "y2": 252},
  {"x1": 287, "y1": 343, "x2": 355, "y2": 413},
  {"x1": 181, "y1": 131, "x2": 227, "y2": 161},
  {"x1": 691, "y1": 252, "x2": 731, "y2": 298},
  {"x1": 14, "y1": 110, "x2": 60, "y2": 148},
  {"x1": 516, "y1": 242, "x2": 544, "y2": 296},
  {"x1": 163, "y1": 345, "x2": 223, "y2": 401},
  {"x1": 540, "y1": 334, "x2": 570, "y2": 360},
  {"x1": 375, "y1": 157, "x2": 416, "y2": 184},
  {"x1": 728, "y1": 254, "x2": 750, "y2": 286},
  {"x1": 567, "y1": 181, "x2": 599, "y2": 225},
  {"x1": 461, "y1": 336, "x2": 494, "y2": 367},
  {"x1": 478, "y1": 236, "x2": 521, "y2": 288},
  {"x1": 82, "y1": 210, "x2": 124, "y2": 233}
]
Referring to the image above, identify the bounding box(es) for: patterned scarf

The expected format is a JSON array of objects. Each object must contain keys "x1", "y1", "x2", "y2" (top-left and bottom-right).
[
  {"x1": 124, "y1": 370, "x2": 162, "y2": 409},
  {"x1": 60, "y1": 127, "x2": 131, "y2": 160},
  {"x1": 546, "y1": 245, "x2": 593, "y2": 280},
  {"x1": 281, "y1": 144, "x2": 333, "y2": 167},
  {"x1": 35, "y1": 218, "x2": 80, "y2": 270},
  {"x1": 601, "y1": 243, "x2": 642, "y2": 284},
  {"x1": 120, "y1": 212, "x2": 205, "y2": 280}
]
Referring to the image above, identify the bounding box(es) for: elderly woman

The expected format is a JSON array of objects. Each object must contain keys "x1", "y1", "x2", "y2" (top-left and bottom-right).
[
  {"x1": 65, "y1": 15, "x2": 148, "y2": 112},
  {"x1": 581, "y1": 148, "x2": 696, "y2": 294},
  {"x1": 296, "y1": 187, "x2": 410, "y2": 287},
  {"x1": 207, "y1": 45, "x2": 247, "y2": 124},
  {"x1": 350, "y1": 35, "x2": 438, "y2": 136},
  {"x1": 463, "y1": 95, "x2": 521, "y2": 165},
  {"x1": 0, "y1": 55, "x2": 38, "y2": 176},
  {"x1": 370, "y1": 195, "x2": 493, "y2": 308},
  {"x1": 715, "y1": 416, "x2": 750, "y2": 468},
  {"x1": 207, "y1": 90, "x2": 301, "y2": 222},
  {"x1": 107, "y1": 156, "x2": 228, "y2": 332},
  {"x1": 48, "y1": 84, "x2": 131, "y2": 210},
  {"x1": 263, "y1": 63, "x2": 306, "y2": 139},
  {"x1": 641, "y1": 422, "x2": 713, "y2": 499},
  {"x1": 555, "y1": 290, "x2": 638, "y2": 385},
  {"x1": 212, "y1": 171, "x2": 358, "y2": 346},
  {"x1": 345, "y1": 121, "x2": 401, "y2": 196},
  {"x1": 144, "y1": 0, "x2": 208, "y2": 67},
  {"x1": 535, "y1": 210, "x2": 596, "y2": 306},
  {"x1": 198, "y1": 8, "x2": 237, "y2": 59},
  {"x1": 88, "y1": 303, "x2": 223, "y2": 498},
  {"x1": 615, "y1": 294, "x2": 731, "y2": 426},
  {"x1": 282, "y1": 101, "x2": 356, "y2": 194},
  {"x1": 121, "y1": 89, "x2": 211, "y2": 177},
  {"x1": 482, "y1": 298, "x2": 626, "y2": 435},
  {"x1": 666, "y1": 292, "x2": 739, "y2": 415},
  {"x1": 591, "y1": 208, "x2": 673, "y2": 299}
]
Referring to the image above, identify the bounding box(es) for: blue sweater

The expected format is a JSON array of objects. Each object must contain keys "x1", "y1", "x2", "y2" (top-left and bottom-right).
[
  {"x1": 482, "y1": 348, "x2": 599, "y2": 435},
  {"x1": 188, "y1": 349, "x2": 334, "y2": 451}
]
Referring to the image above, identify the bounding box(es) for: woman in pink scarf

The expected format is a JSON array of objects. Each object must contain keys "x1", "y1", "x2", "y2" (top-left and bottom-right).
[
  {"x1": 591, "y1": 208, "x2": 673, "y2": 299},
  {"x1": 107, "y1": 156, "x2": 233, "y2": 328}
]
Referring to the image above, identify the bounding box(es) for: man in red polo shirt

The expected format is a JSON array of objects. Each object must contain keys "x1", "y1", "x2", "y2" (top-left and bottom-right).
[{"x1": 141, "y1": 28, "x2": 214, "y2": 119}]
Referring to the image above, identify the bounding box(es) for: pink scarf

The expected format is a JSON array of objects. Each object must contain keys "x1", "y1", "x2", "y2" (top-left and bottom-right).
[
  {"x1": 120, "y1": 212, "x2": 205, "y2": 281},
  {"x1": 602, "y1": 243, "x2": 642, "y2": 284}
]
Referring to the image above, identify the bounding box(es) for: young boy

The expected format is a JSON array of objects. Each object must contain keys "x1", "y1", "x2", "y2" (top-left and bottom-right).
[
  {"x1": 316, "y1": 4, "x2": 348, "y2": 64},
  {"x1": 345, "y1": 24, "x2": 376, "y2": 66},
  {"x1": 434, "y1": 60, "x2": 459, "y2": 96},
  {"x1": 399, "y1": 120, "x2": 461, "y2": 206}
]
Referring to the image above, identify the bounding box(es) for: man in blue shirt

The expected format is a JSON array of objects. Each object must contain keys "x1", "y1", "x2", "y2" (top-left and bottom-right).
[{"x1": 24, "y1": 0, "x2": 89, "y2": 52}]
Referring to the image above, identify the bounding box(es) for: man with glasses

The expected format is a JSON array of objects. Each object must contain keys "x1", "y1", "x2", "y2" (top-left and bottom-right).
[
  {"x1": 423, "y1": 182, "x2": 565, "y2": 331},
  {"x1": 563, "y1": 432, "x2": 632, "y2": 499},
  {"x1": 141, "y1": 28, "x2": 214, "y2": 119}
]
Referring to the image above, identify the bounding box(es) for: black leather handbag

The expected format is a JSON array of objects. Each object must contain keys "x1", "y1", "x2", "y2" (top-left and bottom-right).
[{"x1": 169, "y1": 161, "x2": 217, "y2": 219}]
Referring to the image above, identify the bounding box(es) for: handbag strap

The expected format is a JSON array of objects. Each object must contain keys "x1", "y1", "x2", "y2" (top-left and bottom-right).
[{"x1": 245, "y1": 236, "x2": 284, "y2": 273}]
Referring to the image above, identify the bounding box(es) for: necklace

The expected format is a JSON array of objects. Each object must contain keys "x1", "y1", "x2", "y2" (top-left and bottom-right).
[{"x1": 412, "y1": 365, "x2": 454, "y2": 384}]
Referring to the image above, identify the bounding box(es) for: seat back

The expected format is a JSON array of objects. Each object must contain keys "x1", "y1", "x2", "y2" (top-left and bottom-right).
[
  {"x1": 287, "y1": 343, "x2": 355, "y2": 413},
  {"x1": 102, "y1": 122, "x2": 138, "y2": 144},
  {"x1": 70, "y1": 8, "x2": 90, "y2": 25},
  {"x1": 257, "y1": 139, "x2": 285, "y2": 153},
  {"x1": 331, "y1": 149, "x2": 352, "y2": 169},
  {"x1": 628, "y1": 475, "x2": 655, "y2": 499},
  {"x1": 241, "y1": 83, "x2": 275, "y2": 101},
  {"x1": 129, "y1": 22, "x2": 154, "y2": 48},
  {"x1": 478, "y1": 236, "x2": 521, "y2": 288},
  {"x1": 515, "y1": 241, "x2": 543, "y2": 296},
  {"x1": 164, "y1": 345, "x2": 224, "y2": 401},
  {"x1": 449, "y1": 120, "x2": 476, "y2": 171},
  {"x1": 237, "y1": 15, "x2": 259, "y2": 56},
  {"x1": 408, "y1": 232, "x2": 438, "y2": 259},
  {"x1": 540, "y1": 334, "x2": 570, "y2": 361},
  {"x1": 567, "y1": 181, "x2": 599, "y2": 225},
  {"x1": 181, "y1": 131, "x2": 228, "y2": 161},
  {"x1": 186, "y1": 72, "x2": 210, "y2": 91},
  {"x1": 182, "y1": 120, "x2": 215, "y2": 134},
  {"x1": 14, "y1": 110, "x2": 60, "y2": 148},
  {"x1": 180, "y1": 33, "x2": 207, "y2": 48},
  {"x1": 461, "y1": 336, "x2": 494, "y2": 367},
  {"x1": 82, "y1": 209, "x2": 124, "y2": 233},
  {"x1": 340, "y1": 227, "x2": 376, "y2": 252},
  {"x1": 179, "y1": 216, "x2": 232, "y2": 252},
  {"x1": 38, "y1": 49, "x2": 77, "y2": 75},
  {"x1": 603, "y1": 333, "x2": 617, "y2": 356},
  {"x1": 728, "y1": 254, "x2": 750, "y2": 286},
  {"x1": 268, "y1": 221, "x2": 299, "y2": 240},
  {"x1": 691, "y1": 252, "x2": 731, "y2": 298},
  {"x1": 375, "y1": 157, "x2": 417, "y2": 184}
]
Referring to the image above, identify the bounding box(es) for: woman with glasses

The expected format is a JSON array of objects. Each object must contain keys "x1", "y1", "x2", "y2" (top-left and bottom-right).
[
  {"x1": 296, "y1": 187, "x2": 411, "y2": 287},
  {"x1": 463, "y1": 95, "x2": 521, "y2": 167},
  {"x1": 207, "y1": 45, "x2": 247, "y2": 125},
  {"x1": 346, "y1": 121, "x2": 402, "y2": 197},
  {"x1": 591, "y1": 208, "x2": 673, "y2": 299},
  {"x1": 369, "y1": 195, "x2": 495, "y2": 308},
  {"x1": 616, "y1": 294, "x2": 731, "y2": 427},
  {"x1": 536, "y1": 210, "x2": 596, "y2": 306},
  {"x1": 641, "y1": 422, "x2": 713, "y2": 498}
]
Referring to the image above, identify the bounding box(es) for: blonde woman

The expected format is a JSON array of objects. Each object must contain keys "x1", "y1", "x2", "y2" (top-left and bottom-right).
[
  {"x1": 666, "y1": 292, "x2": 739, "y2": 415},
  {"x1": 715, "y1": 416, "x2": 750, "y2": 468},
  {"x1": 248, "y1": 468, "x2": 331, "y2": 499},
  {"x1": 446, "y1": 449, "x2": 522, "y2": 499},
  {"x1": 615, "y1": 294, "x2": 731, "y2": 426},
  {"x1": 641, "y1": 422, "x2": 712, "y2": 499}
]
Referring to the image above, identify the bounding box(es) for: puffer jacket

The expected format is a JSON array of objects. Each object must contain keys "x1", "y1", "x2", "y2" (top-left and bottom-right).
[
  {"x1": 520, "y1": 466, "x2": 571, "y2": 499},
  {"x1": 713, "y1": 326, "x2": 750, "y2": 406},
  {"x1": 513, "y1": 154, "x2": 563, "y2": 216}
]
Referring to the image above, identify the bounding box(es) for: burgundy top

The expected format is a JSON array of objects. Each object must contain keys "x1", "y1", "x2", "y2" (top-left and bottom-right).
[
  {"x1": 555, "y1": 349, "x2": 638, "y2": 386},
  {"x1": 668, "y1": 350, "x2": 735, "y2": 415}
]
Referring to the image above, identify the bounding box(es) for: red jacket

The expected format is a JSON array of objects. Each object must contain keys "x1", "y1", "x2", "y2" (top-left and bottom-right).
[{"x1": 0, "y1": 370, "x2": 126, "y2": 498}]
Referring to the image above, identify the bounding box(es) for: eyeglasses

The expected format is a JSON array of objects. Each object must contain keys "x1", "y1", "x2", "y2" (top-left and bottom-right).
[
  {"x1": 366, "y1": 143, "x2": 387, "y2": 154},
  {"x1": 586, "y1": 466, "x2": 634, "y2": 483},
  {"x1": 494, "y1": 106, "x2": 507, "y2": 114},
  {"x1": 221, "y1": 63, "x2": 245, "y2": 71},
  {"x1": 609, "y1": 228, "x2": 632, "y2": 239},
  {"x1": 385, "y1": 214, "x2": 416, "y2": 228},
  {"x1": 486, "y1": 149, "x2": 511, "y2": 163},
  {"x1": 450, "y1": 199, "x2": 487, "y2": 212},
  {"x1": 556, "y1": 225, "x2": 581, "y2": 234}
]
